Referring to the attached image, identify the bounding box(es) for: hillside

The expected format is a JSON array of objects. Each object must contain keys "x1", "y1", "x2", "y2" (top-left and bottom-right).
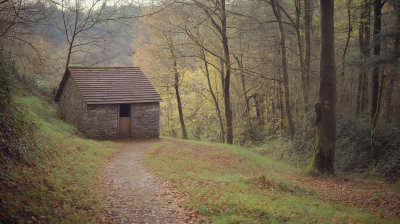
[{"x1": 0, "y1": 96, "x2": 118, "y2": 223}]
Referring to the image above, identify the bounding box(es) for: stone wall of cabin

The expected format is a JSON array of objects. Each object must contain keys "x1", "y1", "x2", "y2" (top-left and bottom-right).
[
  {"x1": 86, "y1": 104, "x2": 118, "y2": 139},
  {"x1": 57, "y1": 75, "x2": 87, "y2": 132},
  {"x1": 131, "y1": 103, "x2": 160, "y2": 138}
]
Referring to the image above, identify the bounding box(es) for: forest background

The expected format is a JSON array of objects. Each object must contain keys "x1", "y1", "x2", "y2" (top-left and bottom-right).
[{"x1": 1, "y1": 0, "x2": 400, "y2": 180}]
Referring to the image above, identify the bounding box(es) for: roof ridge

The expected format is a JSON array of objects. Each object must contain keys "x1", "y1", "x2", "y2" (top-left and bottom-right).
[{"x1": 67, "y1": 66, "x2": 139, "y2": 70}]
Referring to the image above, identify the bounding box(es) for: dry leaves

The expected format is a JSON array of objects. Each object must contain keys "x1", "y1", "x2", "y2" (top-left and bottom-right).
[
  {"x1": 99, "y1": 138, "x2": 209, "y2": 224},
  {"x1": 300, "y1": 175, "x2": 400, "y2": 218}
]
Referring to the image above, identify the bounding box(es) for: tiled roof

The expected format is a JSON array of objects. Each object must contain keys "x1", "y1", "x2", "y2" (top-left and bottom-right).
[{"x1": 55, "y1": 66, "x2": 163, "y2": 104}]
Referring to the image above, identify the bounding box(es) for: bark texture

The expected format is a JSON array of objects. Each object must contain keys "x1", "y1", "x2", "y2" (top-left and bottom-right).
[{"x1": 304, "y1": 0, "x2": 336, "y2": 175}]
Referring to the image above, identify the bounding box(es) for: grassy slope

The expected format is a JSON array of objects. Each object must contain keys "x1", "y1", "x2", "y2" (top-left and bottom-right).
[
  {"x1": 1, "y1": 97, "x2": 118, "y2": 223},
  {"x1": 145, "y1": 139, "x2": 395, "y2": 224}
]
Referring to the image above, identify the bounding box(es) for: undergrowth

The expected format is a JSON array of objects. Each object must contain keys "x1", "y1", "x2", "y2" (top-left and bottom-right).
[
  {"x1": 145, "y1": 139, "x2": 391, "y2": 223},
  {"x1": 0, "y1": 96, "x2": 117, "y2": 223},
  {"x1": 252, "y1": 111, "x2": 400, "y2": 182}
]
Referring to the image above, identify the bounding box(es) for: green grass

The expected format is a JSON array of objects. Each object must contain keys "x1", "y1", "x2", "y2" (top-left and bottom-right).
[
  {"x1": 1, "y1": 97, "x2": 118, "y2": 223},
  {"x1": 145, "y1": 139, "x2": 394, "y2": 223}
]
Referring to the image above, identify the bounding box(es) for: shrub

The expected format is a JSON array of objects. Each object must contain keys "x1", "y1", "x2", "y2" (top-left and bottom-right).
[
  {"x1": 15, "y1": 72, "x2": 58, "y2": 104},
  {"x1": 253, "y1": 109, "x2": 400, "y2": 181}
]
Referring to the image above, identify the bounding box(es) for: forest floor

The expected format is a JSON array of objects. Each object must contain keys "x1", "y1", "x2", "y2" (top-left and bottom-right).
[
  {"x1": 100, "y1": 138, "x2": 209, "y2": 224},
  {"x1": 100, "y1": 137, "x2": 400, "y2": 223}
]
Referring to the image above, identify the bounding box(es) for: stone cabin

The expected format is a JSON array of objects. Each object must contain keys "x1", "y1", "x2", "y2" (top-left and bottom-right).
[{"x1": 54, "y1": 66, "x2": 163, "y2": 139}]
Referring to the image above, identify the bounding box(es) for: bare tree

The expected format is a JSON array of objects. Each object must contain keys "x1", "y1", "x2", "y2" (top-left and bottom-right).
[{"x1": 50, "y1": 0, "x2": 124, "y2": 67}]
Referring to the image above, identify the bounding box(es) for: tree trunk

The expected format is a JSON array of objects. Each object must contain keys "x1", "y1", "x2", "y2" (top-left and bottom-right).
[
  {"x1": 203, "y1": 50, "x2": 225, "y2": 143},
  {"x1": 361, "y1": 1, "x2": 372, "y2": 111},
  {"x1": 279, "y1": 81, "x2": 284, "y2": 132},
  {"x1": 341, "y1": 0, "x2": 352, "y2": 82},
  {"x1": 271, "y1": 0, "x2": 296, "y2": 141},
  {"x1": 356, "y1": 7, "x2": 365, "y2": 115},
  {"x1": 371, "y1": 68, "x2": 385, "y2": 162},
  {"x1": 172, "y1": 56, "x2": 188, "y2": 140},
  {"x1": 304, "y1": 0, "x2": 336, "y2": 175},
  {"x1": 371, "y1": 0, "x2": 382, "y2": 120},
  {"x1": 294, "y1": 0, "x2": 308, "y2": 113},
  {"x1": 220, "y1": 58, "x2": 225, "y2": 101},
  {"x1": 304, "y1": 0, "x2": 312, "y2": 112},
  {"x1": 221, "y1": 0, "x2": 233, "y2": 144}
]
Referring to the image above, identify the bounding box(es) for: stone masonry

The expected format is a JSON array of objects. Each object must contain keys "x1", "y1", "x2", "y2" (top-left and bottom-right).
[
  {"x1": 131, "y1": 103, "x2": 160, "y2": 138},
  {"x1": 86, "y1": 104, "x2": 118, "y2": 139},
  {"x1": 57, "y1": 75, "x2": 87, "y2": 131}
]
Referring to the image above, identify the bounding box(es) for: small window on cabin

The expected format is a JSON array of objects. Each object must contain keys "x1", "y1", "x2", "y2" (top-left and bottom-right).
[{"x1": 120, "y1": 104, "x2": 130, "y2": 117}]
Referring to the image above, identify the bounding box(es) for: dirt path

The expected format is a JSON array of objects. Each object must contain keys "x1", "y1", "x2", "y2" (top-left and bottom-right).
[{"x1": 101, "y1": 138, "x2": 204, "y2": 224}]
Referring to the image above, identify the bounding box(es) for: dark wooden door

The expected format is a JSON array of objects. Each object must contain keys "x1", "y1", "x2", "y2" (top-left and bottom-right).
[
  {"x1": 119, "y1": 104, "x2": 131, "y2": 139},
  {"x1": 119, "y1": 117, "x2": 131, "y2": 139}
]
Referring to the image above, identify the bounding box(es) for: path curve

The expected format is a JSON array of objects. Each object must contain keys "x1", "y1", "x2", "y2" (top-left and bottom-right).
[{"x1": 101, "y1": 138, "x2": 202, "y2": 224}]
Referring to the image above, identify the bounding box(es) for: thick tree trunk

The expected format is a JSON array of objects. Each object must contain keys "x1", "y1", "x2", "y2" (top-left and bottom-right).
[
  {"x1": 371, "y1": 0, "x2": 382, "y2": 120},
  {"x1": 304, "y1": 0, "x2": 336, "y2": 175},
  {"x1": 172, "y1": 56, "x2": 188, "y2": 140},
  {"x1": 271, "y1": 0, "x2": 296, "y2": 141}
]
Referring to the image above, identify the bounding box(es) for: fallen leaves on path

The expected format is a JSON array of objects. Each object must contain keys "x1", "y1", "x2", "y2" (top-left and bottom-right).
[{"x1": 154, "y1": 179, "x2": 210, "y2": 224}]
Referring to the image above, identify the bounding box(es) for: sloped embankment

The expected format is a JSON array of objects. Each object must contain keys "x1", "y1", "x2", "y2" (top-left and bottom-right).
[
  {"x1": 0, "y1": 97, "x2": 118, "y2": 223},
  {"x1": 145, "y1": 138, "x2": 398, "y2": 223}
]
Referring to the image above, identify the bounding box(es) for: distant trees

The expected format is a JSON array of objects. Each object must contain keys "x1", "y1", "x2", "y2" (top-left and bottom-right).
[
  {"x1": 49, "y1": 0, "x2": 122, "y2": 67},
  {"x1": 0, "y1": 0, "x2": 55, "y2": 75},
  {"x1": 133, "y1": 4, "x2": 190, "y2": 139},
  {"x1": 131, "y1": 0, "x2": 400, "y2": 171}
]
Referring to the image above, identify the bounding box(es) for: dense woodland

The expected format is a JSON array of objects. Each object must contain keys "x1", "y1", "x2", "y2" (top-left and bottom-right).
[
  {"x1": 132, "y1": 0, "x2": 400, "y2": 178},
  {"x1": 1, "y1": 0, "x2": 400, "y2": 178}
]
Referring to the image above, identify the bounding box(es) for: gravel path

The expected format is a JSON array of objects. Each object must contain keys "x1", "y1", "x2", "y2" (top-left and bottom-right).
[{"x1": 101, "y1": 138, "x2": 204, "y2": 224}]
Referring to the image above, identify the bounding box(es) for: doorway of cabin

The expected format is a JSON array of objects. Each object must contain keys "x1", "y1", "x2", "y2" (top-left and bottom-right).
[{"x1": 119, "y1": 104, "x2": 131, "y2": 139}]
